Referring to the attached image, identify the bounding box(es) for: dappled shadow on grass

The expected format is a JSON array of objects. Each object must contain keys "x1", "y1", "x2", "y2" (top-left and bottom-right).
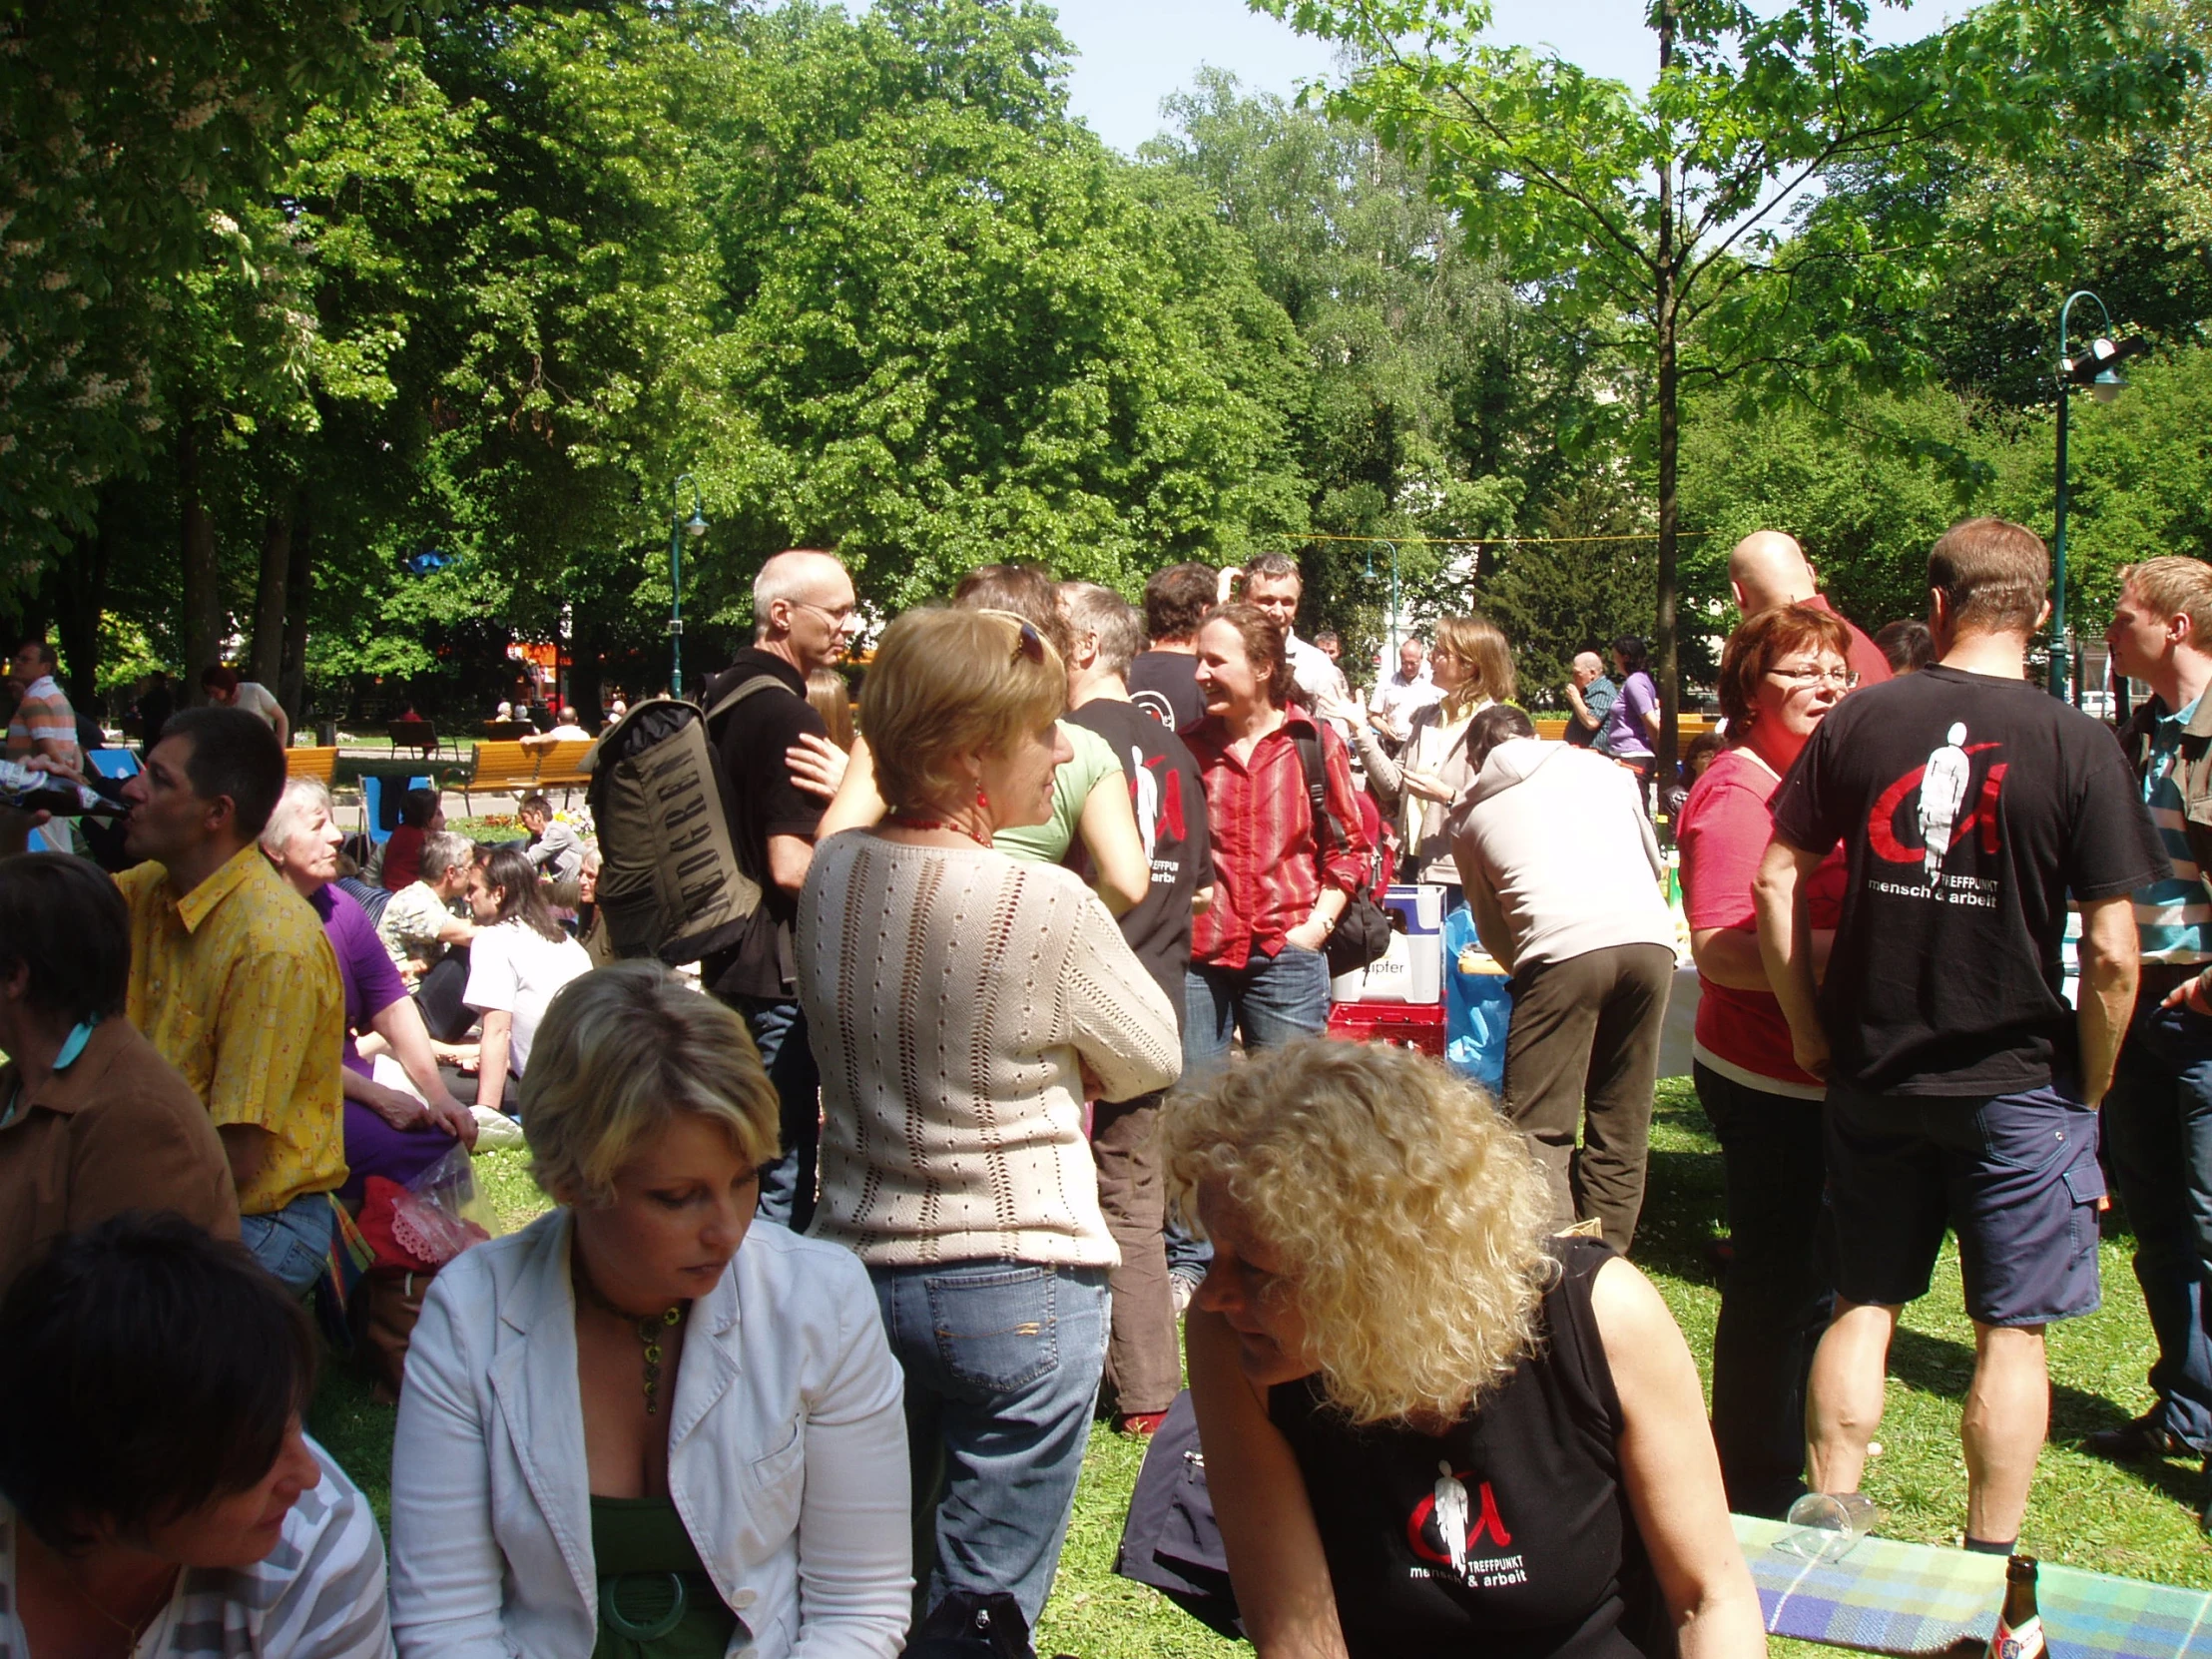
[
  {"x1": 1631, "y1": 1080, "x2": 1730, "y2": 1289},
  {"x1": 1886, "y1": 1323, "x2": 2136, "y2": 1438}
]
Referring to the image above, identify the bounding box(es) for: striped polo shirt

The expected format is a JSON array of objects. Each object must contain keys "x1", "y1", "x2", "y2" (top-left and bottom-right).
[
  {"x1": 0, "y1": 1438, "x2": 390, "y2": 1657},
  {"x1": 2136, "y1": 695, "x2": 2212, "y2": 964}
]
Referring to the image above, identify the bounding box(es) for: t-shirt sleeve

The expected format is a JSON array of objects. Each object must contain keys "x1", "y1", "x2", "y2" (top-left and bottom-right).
[
  {"x1": 2065, "y1": 726, "x2": 2171, "y2": 900},
  {"x1": 462, "y1": 927, "x2": 520, "y2": 1015},
  {"x1": 1679, "y1": 779, "x2": 1772, "y2": 932},
  {"x1": 341, "y1": 900, "x2": 410, "y2": 1021},
  {"x1": 757, "y1": 694, "x2": 830, "y2": 841},
  {"x1": 1768, "y1": 717, "x2": 1850, "y2": 854}
]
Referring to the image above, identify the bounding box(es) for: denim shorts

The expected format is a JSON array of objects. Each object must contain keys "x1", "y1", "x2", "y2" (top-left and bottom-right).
[{"x1": 1826, "y1": 1079, "x2": 2105, "y2": 1327}]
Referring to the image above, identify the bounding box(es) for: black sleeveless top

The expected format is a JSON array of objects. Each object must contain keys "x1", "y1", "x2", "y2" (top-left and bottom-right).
[{"x1": 1268, "y1": 1237, "x2": 1674, "y2": 1659}]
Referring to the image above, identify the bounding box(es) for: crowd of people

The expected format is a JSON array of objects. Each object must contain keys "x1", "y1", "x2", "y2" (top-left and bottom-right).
[{"x1": 0, "y1": 513, "x2": 2205, "y2": 1659}]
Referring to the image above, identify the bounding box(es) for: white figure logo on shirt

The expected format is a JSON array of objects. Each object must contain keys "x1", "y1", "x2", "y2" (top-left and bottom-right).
[
  {"x1": 1433, "y1": 1459, "x2": 1470, "y2": 1582},
  {"x1": 1131, "y1": 745, "x2": 1159, "y2": 864},
  {"x1": 1918, "y1": 722, "x2": 1971, "y2": 885}
]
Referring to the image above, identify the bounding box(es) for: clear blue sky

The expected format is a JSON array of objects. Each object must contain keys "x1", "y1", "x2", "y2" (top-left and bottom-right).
[{"x1": 1047, "y1": 0, "x2": 1943, "y2": 155}]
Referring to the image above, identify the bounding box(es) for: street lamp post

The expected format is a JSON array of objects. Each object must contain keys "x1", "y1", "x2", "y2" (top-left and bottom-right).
[
  {"x1": 668, "y1": 474, "x2": 707, "y2": 699},
  {"x1": 2050, "y1": 292, "x2": 2147, "y2": 702},
  {"x1": 1361, "y1": 539, "x2": 1401, "y2": 661}
]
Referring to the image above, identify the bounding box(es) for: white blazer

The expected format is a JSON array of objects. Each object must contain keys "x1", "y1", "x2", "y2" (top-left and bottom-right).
[{"x1": 388, "y1": 1211, "x2": 911, "y2": 1659}]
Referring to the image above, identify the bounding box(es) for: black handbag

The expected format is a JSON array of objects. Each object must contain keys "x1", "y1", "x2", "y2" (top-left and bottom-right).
[
  {"x1": 1112, "y1": 1389, "x2": 1244, "y2": 1638},
  {"x1": 1292, "y1": 730, "x2": 1394, "y2": 977}
]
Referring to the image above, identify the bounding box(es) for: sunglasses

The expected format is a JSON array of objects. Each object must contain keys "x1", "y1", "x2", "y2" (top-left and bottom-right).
[{"x1": 975, "y1": 609, "x2": 1048, "y2": 665}]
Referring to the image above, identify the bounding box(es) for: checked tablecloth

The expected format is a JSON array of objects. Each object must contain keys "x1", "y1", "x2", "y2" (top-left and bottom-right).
[{"x1": 1734, "y1": 1515, "x2": 2212, "y2": 1657}]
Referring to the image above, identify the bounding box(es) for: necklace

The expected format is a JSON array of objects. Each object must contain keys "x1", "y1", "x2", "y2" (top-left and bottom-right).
[
  {"x1": 885, "y1": 812, "x2": 991, "y2": 848},
  {"x1": 59, "y1": 1555, "x2": 176, "y2": 1655},
  {"x1": 572, "y1": 1255, "x2": 689, "y2": 1416}
]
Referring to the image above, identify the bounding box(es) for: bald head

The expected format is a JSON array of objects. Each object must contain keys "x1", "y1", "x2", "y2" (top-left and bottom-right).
[
  {"x1": 753, "y1": 548, "x2": 857, "y2": 672},
  {"x1": 1571, "y1": 650, "x2": 1605, "y2": 688},
  {"x1": 1729, "y1": 530, "x2": 1818, "y2": 613},
  {"x1": 755, "y1": 549, "x2": 847, "y2": 615}
]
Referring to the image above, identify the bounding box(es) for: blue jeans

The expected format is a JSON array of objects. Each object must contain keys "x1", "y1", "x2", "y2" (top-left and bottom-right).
[
  {"x1": 740, "y1": 997, "x2": 821, "y2": 1233},
  {"x1": 2103, "y1": 999, "x2": 2212, "y2": 1450},
  {"x1": 1172, "y1": 947, "x2": 1332, "y2": 1281},
  {"x1": 870, "y1": 1259, "x2": 1110, "y2": 1628},
  {"x1": 1185, "y1": 945, "x2": 1332, "y2": 1082},
  {"x1": 240, "y1": 1193, "x2": 336, "y2": 1299}
]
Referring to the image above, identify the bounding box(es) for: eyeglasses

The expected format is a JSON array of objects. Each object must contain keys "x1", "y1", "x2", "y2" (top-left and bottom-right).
[
  {"x1": 1767, "y1": 664, "x2": 1859, "y2": 691},
  {"x1": 793, "y1": 600, "x2": 857, "y2": 627}
]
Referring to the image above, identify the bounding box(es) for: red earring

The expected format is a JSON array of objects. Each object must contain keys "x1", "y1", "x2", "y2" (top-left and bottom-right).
[{"x1": 976, "y1": 785, "x2": 990, "y2": 814}]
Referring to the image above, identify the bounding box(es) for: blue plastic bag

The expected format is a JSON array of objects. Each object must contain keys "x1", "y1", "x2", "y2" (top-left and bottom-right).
[{"x1": 1443, "y1": 905, "x2": 1513, "y2": 1094}]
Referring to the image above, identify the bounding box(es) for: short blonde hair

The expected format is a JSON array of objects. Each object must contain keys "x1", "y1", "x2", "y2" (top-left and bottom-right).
[
  {"x1": 1161, "y1": 1039, "x2": 1553, "y2": 1426},
  {"x1": 862, "y1": 608, "x2": 1066, "y2": 812},
  {"x1": 520, "y1": 962, "x2": 781, "y2": 1206},
  {"x1": 1433, "y1": 613, "x2": 1515, "y2": 713},
  {"x1": 259, "y1": 777, "x2": 334, "y2": 857},
  {"x1": 2119, "y1": 555, "x2": 2212, "y2": 646}
]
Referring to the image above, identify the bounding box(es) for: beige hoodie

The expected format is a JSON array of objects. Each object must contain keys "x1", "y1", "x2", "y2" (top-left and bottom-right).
[{"x1": 1446, "y1": 737, "x2": 1676, "y2": 973}]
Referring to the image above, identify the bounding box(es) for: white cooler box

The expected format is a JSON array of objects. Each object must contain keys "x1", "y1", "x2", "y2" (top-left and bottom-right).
[{"x1": 1330, "y1": 883, "x2": 1445, "y2": 1004}]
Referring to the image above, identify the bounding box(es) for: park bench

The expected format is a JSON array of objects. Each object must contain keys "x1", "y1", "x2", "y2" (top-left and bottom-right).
[
  {"x1": 454, "y1": 740, "x2": 543, "y2": 814},
  {"x1": 531, "y1": 738, "x2": 594, "y2": 806},
  {"x1": 284, "y1": 746, "x2": 339, "y2": 785},
  {"x1": 387, "y1": 719, "x2": 444, "y2": 761}
]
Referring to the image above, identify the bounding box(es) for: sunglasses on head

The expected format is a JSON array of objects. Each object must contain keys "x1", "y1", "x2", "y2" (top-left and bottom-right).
[{"x1": 974, "y1": 609, "x2": 1048, "y2": 665}]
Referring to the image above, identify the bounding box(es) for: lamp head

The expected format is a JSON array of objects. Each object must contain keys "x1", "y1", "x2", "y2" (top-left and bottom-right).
[{"x1": 684, "y1": 508, "x2": 708, "y2": 539}]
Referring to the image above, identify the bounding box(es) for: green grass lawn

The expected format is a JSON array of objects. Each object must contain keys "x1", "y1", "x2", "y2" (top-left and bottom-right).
[{"x1": 307, "y1": 1077, "x2": 2209, "y2": 1657}]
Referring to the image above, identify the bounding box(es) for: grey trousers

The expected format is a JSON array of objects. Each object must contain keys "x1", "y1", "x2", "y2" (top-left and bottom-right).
[{"x1": 1502, "y1": 941, "x2": 1675, "y2": 1254}]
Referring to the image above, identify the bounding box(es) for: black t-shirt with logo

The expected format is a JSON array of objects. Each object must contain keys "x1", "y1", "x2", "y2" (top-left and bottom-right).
[
  {"x1": 1269, "y1": 1238, "x2": 1670, "y2": 1659},
  {"x1": 1769, "y1": 664, "x2": 2165, "y2": 1096},
  {"x1": 1127, "y1": 650, "x2": 1209, "y2": 734},
  {"x1": 1065, "y1": 698, "x2": 1214, "y2": 1027}
]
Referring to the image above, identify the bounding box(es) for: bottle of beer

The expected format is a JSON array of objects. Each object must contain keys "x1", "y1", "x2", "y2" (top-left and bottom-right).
[
  {"x1": 0, "y1": 759, "x2": 118, "y2": 818},
  {"x1": 1985, "y1": 1554, "x2": 2043, "y2": 1659}
]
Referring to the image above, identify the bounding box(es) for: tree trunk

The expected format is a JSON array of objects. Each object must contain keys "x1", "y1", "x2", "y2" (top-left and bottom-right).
[
  {"x1": 50, "y1": 512, "x2": 110, "y2": 711},
  {"x1": 250, "y1": 495, "x2": 293, "y2": 691},
  {"x1": 1651, "y1": 0, "x2": 1681, "y2": 822},
  {"x1": 178, "y1": 417, "x2": 222, "y2": 705},
  {"x1": 279, "y1": 504, "x2": 312, "y2": 719}
]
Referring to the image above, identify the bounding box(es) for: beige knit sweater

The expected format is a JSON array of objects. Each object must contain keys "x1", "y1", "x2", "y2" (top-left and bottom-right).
[{"x1": 797, "y1": 831, "x2": 1183, "y2": 1268}]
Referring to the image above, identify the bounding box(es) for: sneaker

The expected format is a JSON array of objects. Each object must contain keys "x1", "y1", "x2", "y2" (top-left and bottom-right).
[
  {"x1": 1170, "y1": 1272, "x2": 1200, "y2": 1317},
  {"x1": 2082, "y1": 1411, "x2": 2192, "y2": 1463},
  {"x1": 1116, "y1": 1410, "x2": 1169, "y2": 1438}
]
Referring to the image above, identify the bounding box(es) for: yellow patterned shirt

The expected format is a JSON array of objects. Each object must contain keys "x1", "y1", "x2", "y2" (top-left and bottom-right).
[{"x1": 117, "y1": 846, "x2": 347, "y2": 1216}]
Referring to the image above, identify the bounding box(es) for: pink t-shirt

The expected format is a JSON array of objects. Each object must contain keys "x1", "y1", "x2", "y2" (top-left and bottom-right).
[{"x1": 1677, "y1": 747, "x2": 1848, "y2": 1095}]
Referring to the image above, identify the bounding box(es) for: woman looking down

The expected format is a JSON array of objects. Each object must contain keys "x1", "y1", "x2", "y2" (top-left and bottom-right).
[
  {"x1": 388, "y1": 962, "x2": 911, "y2": 1659},
  {"x1": 1166, "y1": 1040, "x2": 1763, "y2": 1659}
]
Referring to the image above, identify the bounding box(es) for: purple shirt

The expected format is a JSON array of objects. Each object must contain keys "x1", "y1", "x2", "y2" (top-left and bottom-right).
[
  {"x1": 310, "y1": 884, "x2": 410, "y2": 1076},
  {"x1": 1600, "y1": 671, "x2": 1659, "y2": 760}
]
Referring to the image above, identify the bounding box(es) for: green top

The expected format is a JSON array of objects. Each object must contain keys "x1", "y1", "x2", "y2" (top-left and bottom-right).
[
  {"x1": 994, "y1": 718, "x2": 1120, "y2": 865},
  {"x1": 589, "y1": 1495, "x2": 741, "y2": 1659}
]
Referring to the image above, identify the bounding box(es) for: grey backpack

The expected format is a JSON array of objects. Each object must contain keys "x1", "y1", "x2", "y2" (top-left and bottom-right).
[{"x1": 584, "y1": 678, "x2": 782, "y2": 965}]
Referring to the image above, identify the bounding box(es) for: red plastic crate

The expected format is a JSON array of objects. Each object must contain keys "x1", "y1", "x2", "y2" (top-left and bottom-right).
[{"x1": 1326, "y1": 998, "x2": 1446, "y2": 1056}]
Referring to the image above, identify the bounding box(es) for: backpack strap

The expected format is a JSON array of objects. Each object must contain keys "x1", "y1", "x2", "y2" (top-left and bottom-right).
[
  {"x1": 702, "y1": 671, "x2": 790, "y2": 736},
  {"x1": 1292, "y1": 727, "x2": 1346, "y2": 860}
]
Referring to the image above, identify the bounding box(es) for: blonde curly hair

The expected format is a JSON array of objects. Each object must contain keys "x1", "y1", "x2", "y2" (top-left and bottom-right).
[{"x1": 1161, "y1": 1038, "x2": 1553, "y2": 1426}]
